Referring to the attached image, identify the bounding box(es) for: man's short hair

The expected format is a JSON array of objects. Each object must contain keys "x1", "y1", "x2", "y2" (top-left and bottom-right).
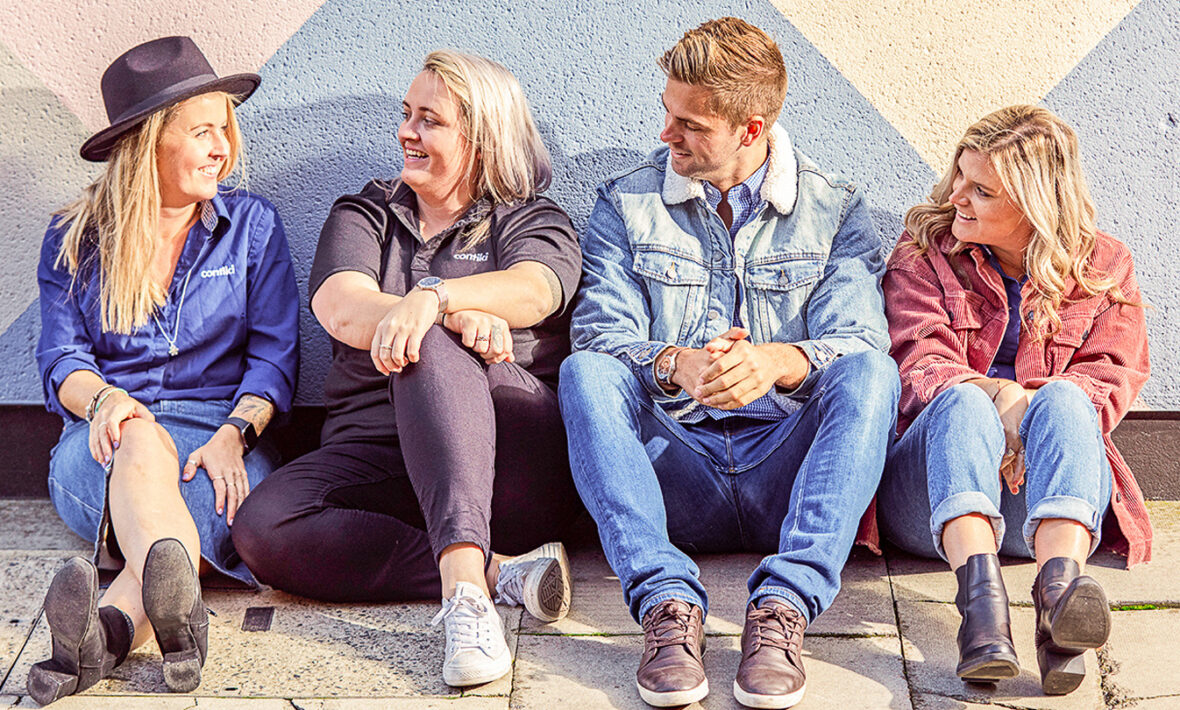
[{"x1": 658, "y1": 17, "x2": 788, "y2": 129}]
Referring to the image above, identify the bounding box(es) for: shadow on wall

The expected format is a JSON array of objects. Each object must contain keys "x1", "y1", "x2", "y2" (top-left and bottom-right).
[{"x1": 240, "y1": 94, "x2": 646, "y2": 405}]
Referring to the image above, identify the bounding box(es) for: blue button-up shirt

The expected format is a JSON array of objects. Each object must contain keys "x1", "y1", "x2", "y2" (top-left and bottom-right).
[
  {"x1": 37, "y1": 190, "x2": 300, "y2": 420},
  {"x1": 981, "y1": 247, "x2": 1026, "y2": 381},
  {"x1": 702, "y1": 156, "x2": 768, "y2": 240}
]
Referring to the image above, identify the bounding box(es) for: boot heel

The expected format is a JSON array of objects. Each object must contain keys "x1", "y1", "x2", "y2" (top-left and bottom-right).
[
  {"x1": 1037, "y1": 644, "x2": 1086, "y2": 695},
  {"x1": 161, "y1": 647, "x2": 203, "y2": 692},
  {"x1": 27, "y1": 662, "x2": 80, "y2": 706}
]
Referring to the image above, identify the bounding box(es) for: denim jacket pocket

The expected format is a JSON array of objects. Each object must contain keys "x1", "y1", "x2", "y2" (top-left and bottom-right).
[
  {"x1": 744, "y1": 257, "x2": 824, "y2": 343},
  {"x1": 632, "y1": 247, "x2": 709, "y2": 344}
]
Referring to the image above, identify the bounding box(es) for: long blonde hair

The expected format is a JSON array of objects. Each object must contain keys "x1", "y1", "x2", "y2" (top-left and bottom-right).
[
  {"x1": 421, "y1": 49, "x2": 551, "y2": 247},
  {"x1": 54, "y1": 92, "x2": 244, "y2": 334},
  {"x1": 904, "y1": 105, "x2": 1134, "y2": 339}
]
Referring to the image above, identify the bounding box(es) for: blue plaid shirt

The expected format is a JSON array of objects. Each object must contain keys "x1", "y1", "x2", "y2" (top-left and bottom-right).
[{"x1": 684, "y1": 158, "x2": 787, "y2": 423}]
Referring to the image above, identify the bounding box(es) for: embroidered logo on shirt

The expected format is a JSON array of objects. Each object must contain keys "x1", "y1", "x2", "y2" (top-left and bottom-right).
[
  {"x1": 453, "y1": 252, "x2": 489, "y2": 262},
  {"x1": 200, "y1": 264, "x2": 236, "y2": 278}
]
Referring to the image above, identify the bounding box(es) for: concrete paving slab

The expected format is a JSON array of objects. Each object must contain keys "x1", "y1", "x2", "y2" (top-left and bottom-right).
[
  {"x1": 886, "y1": 501, "x2": 1180, "y2": 605},
  {"x1": 5, "y1": 697, "x2": 192, "y2": 708},
  {"x1": 1100, "y1": 609, "x2": 1180, "y2": 700},
  {"x1": 0, "y1": 552, "x2": 76, "y2": 684},
  {"x1": 510, "y1": 630, "x2": 911, "y2": 709},
  {"x1": 897, "y1": 601, "x2": 1102, "y2": 709},
  {"x1": 911, "y1": 692, "x2": 1006, "y2": 708},
  {"x1": 295, "y1": 699, "x2": 508, "y2": 709},
  {"x1": 0, "y1": 501, "x2": 88, "y2": 552},
  {"x1": 2, "y1": 589, "x2": 522, "y2": 699},
  {"x1": 521, "y1": 548, "x2": 896, "y2": 637}
]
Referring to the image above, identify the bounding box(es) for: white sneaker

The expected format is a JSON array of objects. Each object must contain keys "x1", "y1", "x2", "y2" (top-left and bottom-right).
[
  {"x1": 494, "y1": 541, "x2": 572, "y2": 623},
  {"x1": 430, "y1": 581, "x2": 512, "y2": 687}
]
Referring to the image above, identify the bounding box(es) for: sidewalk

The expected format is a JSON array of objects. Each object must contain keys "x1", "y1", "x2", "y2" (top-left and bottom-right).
[{"x1": 2, "y1": 499, "x2": 1177, "y2": 709}]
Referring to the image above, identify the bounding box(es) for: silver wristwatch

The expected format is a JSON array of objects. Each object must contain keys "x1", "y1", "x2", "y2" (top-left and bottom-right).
[
  {"x1": 655, "y1": 347, "x2": 680, "y2": 390},
  {"x1": 414, "y1": 276, "x2": 449, "y2": 315}
]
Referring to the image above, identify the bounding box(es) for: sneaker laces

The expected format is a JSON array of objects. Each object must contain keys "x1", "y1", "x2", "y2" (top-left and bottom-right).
[
  {"x1": 748, "y1": 604, "x2": 805, "y2": 655},
  {"x1": 644, "y1": 601, "x2": 695, "y2": 650},
  {"x1": 493, "y1": 557, "x2": 534, "y2": 608},
  {"x1": 431, "y1": 590, "x2": 498, "y2": 655}
]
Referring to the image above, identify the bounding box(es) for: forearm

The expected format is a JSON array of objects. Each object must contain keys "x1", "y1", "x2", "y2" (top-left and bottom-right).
[
  {"x1": 229, "y1": 393, "x2": 276, "y2": 435},
  {"x1": 443, "y1": 263, "x2": 557, "y2": 328},
  {"x1": 312, "y1": 275, "x2": 403, "y2": 349},
  {"x1": 57, "y1": 370, "x2": 112, "y2": 420}
]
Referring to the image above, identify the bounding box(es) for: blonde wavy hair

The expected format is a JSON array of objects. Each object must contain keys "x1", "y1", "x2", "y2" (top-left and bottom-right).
[
  {"x1": 421, "y1": 49, "x2": 551, "y2": 248},
  {"x1": 904, "y1": 105, "x2": 1135, "y2": 339},
  {"x1": 54, "y1": 91, "x2": 244, "y2": 334},
  {"x1": 658, "y1": 17, "x2": 787, "y2": 128}
]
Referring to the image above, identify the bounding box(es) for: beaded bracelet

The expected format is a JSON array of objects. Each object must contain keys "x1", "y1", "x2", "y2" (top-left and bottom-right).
[
  {"x1": 90, "y1": 387, "x2": 128, "y2": 421},
  {"x1": 86, "y1": 384, "x2": 118, "y2": 421}
]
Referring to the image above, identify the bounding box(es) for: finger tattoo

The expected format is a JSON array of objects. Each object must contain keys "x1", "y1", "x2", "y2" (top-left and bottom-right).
[{"x1": 491, "y1": 324, "x2": 504, "y2": 351}]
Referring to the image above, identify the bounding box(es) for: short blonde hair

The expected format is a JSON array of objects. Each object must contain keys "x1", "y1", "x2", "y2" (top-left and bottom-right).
[
  {"x1": 55, "y1": 92, "x2": 244, "y2": 334},
  {"x1": 904, "y1": 105, "x2": 1137, "y2": 339},
  {"x1": 658, "y1": 17, "x2": 788, "y2": 127},
  {"x1": 422, "y1": 50, "x2": 551, "y2": 205}
]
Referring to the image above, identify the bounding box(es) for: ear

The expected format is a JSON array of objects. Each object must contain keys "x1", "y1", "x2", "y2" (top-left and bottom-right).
[{"x1": 740, "y1": 116, "x2": 766, "y2": 147}]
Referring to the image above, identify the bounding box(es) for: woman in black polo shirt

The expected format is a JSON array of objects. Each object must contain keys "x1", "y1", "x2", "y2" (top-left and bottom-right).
[{"x1": 232, "y1": 50, "x2": 582, "y2": 688}]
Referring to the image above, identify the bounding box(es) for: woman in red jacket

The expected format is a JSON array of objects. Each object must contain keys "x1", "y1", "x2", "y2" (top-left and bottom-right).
[{"x1": 881, "y1": 105, "x2": 1150, "y2": 696}]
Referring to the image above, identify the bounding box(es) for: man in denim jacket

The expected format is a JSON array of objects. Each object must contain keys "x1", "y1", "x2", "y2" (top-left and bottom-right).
[{"x1": 558, "y1": 18, "x2": 900, "y2": 709}]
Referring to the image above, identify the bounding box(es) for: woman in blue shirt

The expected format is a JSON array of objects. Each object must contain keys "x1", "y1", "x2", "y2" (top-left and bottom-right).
[{"x1": 28, "y1": 37, "x2": 298, "y2": 704}]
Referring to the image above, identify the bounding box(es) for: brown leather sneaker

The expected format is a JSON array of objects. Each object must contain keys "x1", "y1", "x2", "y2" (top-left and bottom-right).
[
  {"x1": 733, "y1": 599, "x2": 807, "y2": 709},
  {"x1": 636, "y1": 599, "x2": 708, "y2": 707}
]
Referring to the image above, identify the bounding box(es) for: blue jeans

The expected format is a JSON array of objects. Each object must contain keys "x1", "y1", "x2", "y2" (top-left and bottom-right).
[
  {"x1": 47, "y1": 399, "x2": 279, "y2": 586},
  {"x1": 879, "y1": 381, "x2": 1111, "y2": 561},
  {"x1": 558, "y1": 349, "x2": 899, "y2": 624}
]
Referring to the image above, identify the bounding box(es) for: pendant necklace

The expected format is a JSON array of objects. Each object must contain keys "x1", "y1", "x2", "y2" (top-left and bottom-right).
[{"x1": 152, "y1": 263, "x2": 195, "y2": 357}]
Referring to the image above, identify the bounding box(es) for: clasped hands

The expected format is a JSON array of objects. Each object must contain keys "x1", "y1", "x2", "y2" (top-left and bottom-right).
[
  {"x1": 666, "y1": 326, "x2": 806, "y2": 410},
  {"x1": 370, "y1": 289, "x2": 513, "y2": 376},
  {"x1": 990, "y1": 379, "x2": 1037, "y2": 496}
]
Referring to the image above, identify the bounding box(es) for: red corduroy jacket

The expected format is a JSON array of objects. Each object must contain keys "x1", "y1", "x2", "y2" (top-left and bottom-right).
[{"x1": 870, "y1": 229, "x2": 1152, "y2": 567}]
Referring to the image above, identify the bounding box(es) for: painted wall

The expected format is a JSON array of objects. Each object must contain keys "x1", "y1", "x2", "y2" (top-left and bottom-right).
[{"x1": 1, "y1": 0, "x2": 1176, "y2": 408}]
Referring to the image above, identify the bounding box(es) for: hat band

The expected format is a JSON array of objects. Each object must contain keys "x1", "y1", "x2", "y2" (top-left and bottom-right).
[{"x1": 107, "y1": 72, "x2": 221, "y2": 125}]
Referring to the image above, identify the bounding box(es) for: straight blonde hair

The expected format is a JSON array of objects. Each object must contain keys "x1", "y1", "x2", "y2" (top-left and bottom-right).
[
  {"x1": 54, "y1": 92, "x2": 244, "y2": 334},
  {"x1": 658, "y1": 17, "x2": 788, "y2": 128},
  {"x1": 904, "y1": 105, "x2": 1135, "y2": 339},
  {"x1": 421, "y1": 49, "x2": 551, "y2": 248}
]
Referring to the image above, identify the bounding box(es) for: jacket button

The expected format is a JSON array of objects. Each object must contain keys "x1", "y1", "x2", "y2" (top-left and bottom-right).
[
  {"x1": 708, "y1": 310, "x2": 720, "y2": 320},
  {"x1": 666, "y1": 264, "x2": 677, "y2": 278}
]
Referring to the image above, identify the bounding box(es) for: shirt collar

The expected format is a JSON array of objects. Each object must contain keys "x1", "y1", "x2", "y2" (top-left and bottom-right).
[
  {"x1": 701, "y1": 155, "x2": 769, "y2": 211},
  {"x1": 386, "y1": 178, "x2": 492, "y2": 243},
  {"x1": 662, "y1": 123, "x2": 798, "y2": 215},
  {"x1": 200, "y1": 192, "x2": 232, "y2": 239}
]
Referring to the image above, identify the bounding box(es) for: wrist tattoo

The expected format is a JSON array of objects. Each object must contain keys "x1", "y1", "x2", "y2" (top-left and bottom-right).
[{"x1": 234, "y1": 394, "x2": 275, "y2": 431}]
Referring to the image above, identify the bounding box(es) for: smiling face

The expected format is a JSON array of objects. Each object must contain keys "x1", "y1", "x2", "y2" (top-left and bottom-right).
[
  {"x1": 949, "y1": 149, "x2": 1034, "y2": 257},
  {"x1": 156, "y1": 93, "x2": 232, "y2": 209},
  {"x1": 398, "y1": 71, "x2": 476, "y2": 208},
  {"x1": 658, "y1": 78, "x2": 751, "y2": 190}
]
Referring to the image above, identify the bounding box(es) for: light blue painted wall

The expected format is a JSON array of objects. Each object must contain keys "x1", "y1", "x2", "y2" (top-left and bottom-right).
[{"x1": 1, "y1": 0, "x2": 1175, "y2": 410}]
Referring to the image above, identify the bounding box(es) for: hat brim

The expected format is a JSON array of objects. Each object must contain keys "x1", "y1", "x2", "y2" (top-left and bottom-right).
[{"x1": 79, "y1": 73, "x2": 261, "y2": 162}]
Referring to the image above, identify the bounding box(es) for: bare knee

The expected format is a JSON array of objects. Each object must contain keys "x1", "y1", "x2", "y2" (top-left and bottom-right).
[{"x1": 110, "y1": 420, "x2": 179, "y2": 483}]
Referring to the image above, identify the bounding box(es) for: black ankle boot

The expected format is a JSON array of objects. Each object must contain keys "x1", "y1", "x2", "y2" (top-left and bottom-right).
[
  {"x1": 27, "y1": 558, "x2": 126, "y2": 705},
  {"x1": 954, "y1": 553, "x2": 1019, "y2": 682},
  {"x1": 1032, "y1": 557, "x2": 1111, "y2": 695},
  {"x1": 142, "y1": 538, "x2": 209, "y2": 693}
]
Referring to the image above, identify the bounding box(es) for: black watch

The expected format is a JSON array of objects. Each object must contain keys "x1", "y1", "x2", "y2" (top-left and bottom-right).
[{"x1": 224, "y1": 416, "x2": 258, "y2": 454}]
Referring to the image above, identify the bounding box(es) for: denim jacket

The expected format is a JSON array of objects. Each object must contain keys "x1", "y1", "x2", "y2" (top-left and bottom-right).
[{"x1": 571, "y1": 125, "x2": 889, "y2": 420}]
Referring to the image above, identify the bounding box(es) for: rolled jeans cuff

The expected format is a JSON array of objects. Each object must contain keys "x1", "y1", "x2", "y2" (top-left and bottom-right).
[
  {"x1": 750, "y1": 585, "x2": 810, "y2": 624},
  {"x1": 637, "y1": 586, "x2": 706, "y2": 625},
  {"x1": 1024, "y1": 495, "x2": 1104, "y2": 558},
  {"x1": 930, "y1": 491, "x2": 1004, "y2": 563}
]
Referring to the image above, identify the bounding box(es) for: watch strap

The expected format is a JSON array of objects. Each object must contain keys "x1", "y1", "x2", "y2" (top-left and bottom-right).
[{"x1": 225, "y1": 416, "x2": 258, "y2": 454}]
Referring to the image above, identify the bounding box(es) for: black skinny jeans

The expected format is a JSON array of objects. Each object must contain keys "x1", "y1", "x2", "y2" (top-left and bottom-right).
[{"x1": 232, "y1": 327, "x2": 580, "y2": 602}]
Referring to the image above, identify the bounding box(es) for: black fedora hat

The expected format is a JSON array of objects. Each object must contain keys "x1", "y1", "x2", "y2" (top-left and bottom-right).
[{"x1": 80, "y1": 36, "x2": 260, "y2": 162}]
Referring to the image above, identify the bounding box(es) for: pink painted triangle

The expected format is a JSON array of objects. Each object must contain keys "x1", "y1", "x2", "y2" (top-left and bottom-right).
[{"x1": 1, "y1": 1, "x2": 327, "y2": 131}]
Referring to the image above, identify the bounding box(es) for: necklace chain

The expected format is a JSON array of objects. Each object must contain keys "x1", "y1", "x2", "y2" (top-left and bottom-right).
[{"x1": 152, "y1": 264, "x2": 195, "y2": 357}]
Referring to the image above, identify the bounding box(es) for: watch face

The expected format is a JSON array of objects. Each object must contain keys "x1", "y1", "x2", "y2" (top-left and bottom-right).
[{"x1": 418, "y1": 276, "x2": 443, "y2": 289}]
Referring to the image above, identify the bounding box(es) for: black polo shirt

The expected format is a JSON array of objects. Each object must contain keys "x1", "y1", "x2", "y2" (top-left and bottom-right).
[{"x1": 309, "y1": 179, "x2": 581, "y2": 444}]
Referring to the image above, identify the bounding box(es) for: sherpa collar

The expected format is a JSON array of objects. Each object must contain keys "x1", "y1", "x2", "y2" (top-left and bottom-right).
[{"x1": 661, "y1": 123, "x2": 798, "y2": 215}]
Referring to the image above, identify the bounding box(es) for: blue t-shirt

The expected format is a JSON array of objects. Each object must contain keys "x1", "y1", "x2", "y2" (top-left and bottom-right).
[
  {"x1": 982, "y1": 247, "x2": 1026, "y2": 381},
  {"x1": 36, "y1": 189, "x2": 300, "y2": 420}
]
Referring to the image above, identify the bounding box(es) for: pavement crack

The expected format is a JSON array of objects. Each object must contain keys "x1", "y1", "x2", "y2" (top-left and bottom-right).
[
  {"x1": 0, "y1": 606, "x2": 42, "y2": 691},
  {"x1": 883, "y1": 552, "x2": 920, "y2": 710},
  {"x1": 1098, "y1": 644, "x2": 1134, "y2": 709}
]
